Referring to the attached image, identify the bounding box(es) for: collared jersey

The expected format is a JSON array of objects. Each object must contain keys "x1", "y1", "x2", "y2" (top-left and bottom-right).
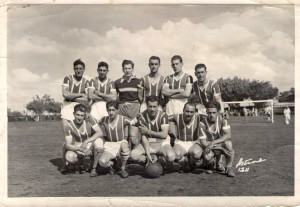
[
  {"x1": 163, "y1": 72, "x2": 193, "y2": 91},
  {"x1": 199, "y1": 115, "x2": 230, "y2": 141},
  {"x1": 115, "y1": 76, "x2": 140, "y2": 102},
  {"x1": 99, "y1": 114, "x2": 131, "y2": 142},
  {"x1": 65, "y1": 116, "x2": 99, "y2": 143},
  {"x1": 89, "y1": 77, "x2": 116, "y2": 94},
  {"x1": 139, "y1": 74, "x2": 165, "y2": 104},
  {"x1": 192, "y1": 78, "x2": 221, "y2": 108},
  {"x1": 62, "y1": 75, "x2": 89, "y2": 94},
  {"x1": 137, "y1": 110, "x2": 169, "y2": 138},
  {"x1": 169, "y1": 113, "x2": 201, "y2": 142}
]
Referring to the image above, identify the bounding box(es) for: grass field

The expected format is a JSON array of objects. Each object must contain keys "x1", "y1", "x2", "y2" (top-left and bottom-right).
[{"x1": 8, "y1": 115, "x2": 294, "y2": 197}]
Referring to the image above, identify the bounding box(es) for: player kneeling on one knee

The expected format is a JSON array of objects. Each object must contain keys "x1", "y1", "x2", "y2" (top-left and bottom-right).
[
  {"x1": 199, "y1": 102, "x2": 235, "y2": 177},
  {"x1": 90, "y1": 100, "x2": 131, "y2": 178},
  {"x1": 62, "y1": 104, "x2": 103, "y2": 174},
  {"x1": 169, "y1": 102, "x2": 204, "y2": 173},
  {"x1": 130, "y1": 96, "x2": 175, "y2": 169}
]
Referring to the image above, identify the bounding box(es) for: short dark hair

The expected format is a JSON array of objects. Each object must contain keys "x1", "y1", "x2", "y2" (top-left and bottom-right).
[
  {"x1": 122, "y1": 59, "x2": 134, "y2": 68},
  {"x1": 171, "y1": 55, "x2": 183, "y2": 63},
  {"x1": 149, "y1": 56, "x2": 161, "y2": 64},
  {"x1": 146, "y1": 96, "x2": 159, "y2": 106},
  {"x1": 195, "y1": 63, "x2": 207, "y2": 71},
  {"x1": 183, "y1": 101, "x2": 196, "y2": 111},
  {"x1": 206, "y1": 102, "x2": 221, "y2": 111},
  {"x1": 73, "y1": 59, "x2": 85, "y2": 68},
  {"x1": 74, "y1": 104, "x2": 87, "y2": 113},
  {"x1": 98, "y1": 61, "x2": 109, "y2": 69},
  {"x1": 106, "y1": 100, "x2": 119, "y2": 110}
]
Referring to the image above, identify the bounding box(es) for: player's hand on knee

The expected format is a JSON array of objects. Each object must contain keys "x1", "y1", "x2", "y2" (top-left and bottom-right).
[
  {"x1": 83, "y1": 148, "x2": 92, "y2": 157},
  {"x1": 79, "y1": 142, "x2": 88, "y2": 152}
]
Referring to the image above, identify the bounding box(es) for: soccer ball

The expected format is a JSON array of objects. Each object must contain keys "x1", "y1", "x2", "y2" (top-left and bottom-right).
[{"x1": 145, "y1": 162, "x2": 163, "y2": 178}]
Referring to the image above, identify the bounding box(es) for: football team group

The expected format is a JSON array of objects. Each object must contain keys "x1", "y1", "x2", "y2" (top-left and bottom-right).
[{"x1": 59, "y1": 55, "x2": 235, "y2": 178}]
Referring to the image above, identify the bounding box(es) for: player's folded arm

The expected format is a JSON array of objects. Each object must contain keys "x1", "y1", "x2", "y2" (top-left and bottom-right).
[
  {"x1": 147, "y1": 124, "x2": 169, "y2": 139},
  {"x1": 65, "y1": 135, "x2": 80, "y2": 151}
]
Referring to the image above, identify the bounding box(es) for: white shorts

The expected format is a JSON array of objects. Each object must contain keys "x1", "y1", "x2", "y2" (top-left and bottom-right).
[
  {"x1": 94, "y1": 138, "x2": 104, "y2": 149},
  {"x1": 174, "y1": 139, "x2": 199, "y2": 154},
  {"x1": 166, "y1": 98, "x2": 187, "y2": 115},
  {"x1": 104, "y1": 139, "x2": 128, "y2": 158},
  {"x1": 149, "y1": 136, "x2": 171, "y2": 154},
  {"x1": 61, "y1": 101, "x2": 79, "y2": 121},
  {"x1": 140, "y1": 102, "x2": 163, "y2": 113},
  {"x1": 90, "y1": 101, "x2": 107, "y2": 121}
]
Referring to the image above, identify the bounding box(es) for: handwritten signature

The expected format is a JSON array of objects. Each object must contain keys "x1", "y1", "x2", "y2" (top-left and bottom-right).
[{"x1": 236, "y1": 157, "x2": 266, "y2": 168}]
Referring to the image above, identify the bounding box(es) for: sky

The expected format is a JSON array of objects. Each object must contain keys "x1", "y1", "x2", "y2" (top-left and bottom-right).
[{"x1": 6, "y1": 4, "x2": 295, "y2": 112}]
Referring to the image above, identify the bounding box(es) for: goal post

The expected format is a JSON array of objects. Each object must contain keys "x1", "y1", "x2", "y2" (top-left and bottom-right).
[{"x1": 223, "y1": 99, "x2": 274, "y2": 123}]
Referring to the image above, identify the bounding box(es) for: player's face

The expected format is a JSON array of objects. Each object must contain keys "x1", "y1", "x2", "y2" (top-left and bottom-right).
[
  {"x1": 97, "y1": 66, "x2": 108, "y2": 79},
  {"x1": 195, "y1": 67, "x2": 207, "y2": 82},
  {"x1": 122, "y1": 64, "x2": 134, "y2": 77},
  {"x1": 171, "y1": 59, "x2": 183, "y2": 74},
  {"x1": 73, "y1": 110, "x2": 85, "y2": 124},
  {"x1": 107, "y1": 106, "x2": 117, "y2": 119},
  {"x1": 183, "y1": 104, "x2": 196, "y2": 122},
  {"x1": 149, "y1": 59, "x2": 160, "y2": 73},
  {"x1": 147, "y1": 101, "x2": 159, "y2": 117},
  {"x1": 74, "y1": 64, "x2": 85, "y2": 77},
  {"x1": 207, "y1": 107, "x2": 218, "y2": 123}
]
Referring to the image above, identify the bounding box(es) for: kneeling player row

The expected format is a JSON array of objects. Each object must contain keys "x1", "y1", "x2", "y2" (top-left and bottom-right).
[{"x1": 61, "y1": 97, "x2": 235, "y2": 178}]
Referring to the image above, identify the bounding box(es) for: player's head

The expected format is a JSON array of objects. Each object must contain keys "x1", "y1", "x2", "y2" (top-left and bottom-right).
[
  {"x1": 148, "y1": 56, "x2": 161, "y2": 74},
  {"x1": 97, "y1": 61, "x2": 109, "y2": 80},
  {"x1": 194, "y1": 63, "x2": 207, "y2": 82},
  {"x1": 122, "y1": 59, "x2": 134, "y2": 77},
  {"x1": 106, "y1": 100, "x2": 118, "y2": 119},
  {"x1": 183, "y1": 102, "x2": 196, "y2": 122},
  {"x1": 73, "y1": 59, "x2": 85, "y2": 77},
  {"x1": 207, "y1": 102, "x2": 220, "y2": 123},
  {"x1": 146, "y1": 96, "x2": 159, "y2": 117},
  {"x1": 73, "y1": 104, "x2": 87, "y2": 124},
  {"x1": 171, "y1": 55, "x2": 183, "y2": 74}
]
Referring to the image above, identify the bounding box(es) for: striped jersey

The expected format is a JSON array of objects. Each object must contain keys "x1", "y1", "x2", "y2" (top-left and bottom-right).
[
  {"x1": 137, "y1": 110, "x2": 169, "y2": 138},
  {"x1": 192, "y1": 78, "x2": 221, "y2": 108},
  {"x1": 169, "y1": 113, "x2": 201, "y2": 142},
  {"x1": 99, "y1": 115, "x2": 131, "y2": 142},
  {"x1": 62, "y1": 75, "x2": 89, "y2": 94},
  {"x1": 199, "y1": 115, "x2": 230, "y2": 141},
  {"x1": 163, "y1": 72, "x2": 193, "y2": 90},
  {"x1": 115, "y1": 76, "x2": 140, "y2": 102},
  {"x1": 139, "y1": 74, "x2": 165, "y2": 103},
  {"x1": 89, "y1": 77, "x2": 116, "y2": 94},
  {"x1": 65, "y1": 116, "x2": 99, "y2": 143}
]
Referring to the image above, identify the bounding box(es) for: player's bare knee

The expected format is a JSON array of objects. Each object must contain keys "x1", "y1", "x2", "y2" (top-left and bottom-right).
[
  {"x1": 166, "y1": 150, "x2": 176, "y2": 162},
  {"x1": 191, "y1": 150, "x2": 202, "y2": 160},
  {"x1": 130, "y1": 149, "x2": 140, "y2": 161},
  {"x1": 65, "y1": 151, "x2": 77, "y2": 164},
  {"x1": 98, "y1": 158, "x2": 108, "y2": 167}
]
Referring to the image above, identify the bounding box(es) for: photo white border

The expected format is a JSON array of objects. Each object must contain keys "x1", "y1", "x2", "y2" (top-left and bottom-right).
[{"x1": 0, "y1": 0, "x2": 299, "y2": 206}]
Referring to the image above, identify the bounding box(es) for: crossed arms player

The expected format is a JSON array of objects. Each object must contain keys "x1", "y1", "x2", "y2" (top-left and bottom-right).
[
  {"x1": 169, "y1": 102, "x2": 204, "y2": 172},
  {"x1": 189, "y1": 63, "x2": 224, "y2": 116},
  {"x1": 62, "y1": 104, "x2": 103, "y2": 174},
  {"x1": 90, "y1": 101, "x2": 131, "y2": 178},
  {"x1": 88, "y1": 61, "x2": 117, "y2": 122},
  {"x1": 199, "y1": 102, "x2": 235, "y2": 177},
  {"x1": 130, "y1": 96, "x2": 175, "y2": 167}
]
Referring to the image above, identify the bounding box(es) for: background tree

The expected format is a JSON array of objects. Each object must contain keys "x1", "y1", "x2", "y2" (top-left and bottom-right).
[
  {"x1": 7, "y1": 108, "x2": 23, "y2": 116},
  {"x1": 278, "y1": 87, "x2": 294, "y2": 102},
  {"x1": 218, "y1": 77, "x2": 278, "y2": 101},
  {"x1": 26, "y1": 94, "x2": 62, "y2": 114}
]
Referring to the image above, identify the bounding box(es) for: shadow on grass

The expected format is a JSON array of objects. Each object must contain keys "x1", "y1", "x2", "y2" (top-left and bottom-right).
[{"x1": 49, "y1": 157, "x2": 63, "y2": 170}]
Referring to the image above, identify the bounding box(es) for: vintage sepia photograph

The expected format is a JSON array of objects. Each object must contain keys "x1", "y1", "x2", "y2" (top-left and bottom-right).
[{"x1": 1, "y1": 1, "x2": 299, "y2": 206}]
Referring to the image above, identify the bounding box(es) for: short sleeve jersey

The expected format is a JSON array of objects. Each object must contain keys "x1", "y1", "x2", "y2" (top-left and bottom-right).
[
  {"x1": 163, "y1": 73, "x2": 193, "y2": 91},
  {"x1": 137, "y1": 110, "x2": 169, "y2": 139},
  {"x1": 99, "y1": 115, "x2": 131, "y2": 142},
  {"x1": 139, "y1": 74, "x2": 165, "y2": 103},
  {"x1": 89, "y1": 77, "x2": 116, "y2": 94},
  {"x1": 169, "y1": 113, "x2": 201, "y2": 142},
  {"x1": 115, "y1": 76, "x2": 140, "y2": 102},
  {"x1": 199, "y1": 115, "x2": 230, "y2": 141},
  {"x1": 62, "y1": 75, "x2": 89, "y2": 94},
  {"x1": 192, "y1": 79, "x2": 221, "y2": 108},
  {"x1": 65, "y1": 116, "x2": 99, "y2": 143}
]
